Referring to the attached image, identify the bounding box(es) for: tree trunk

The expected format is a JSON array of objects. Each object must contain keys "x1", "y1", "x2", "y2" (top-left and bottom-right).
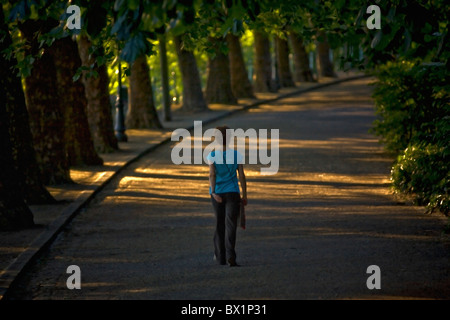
[
  {"x1": 253, "y1": 31, "x2": 277, "y2": 92},
  {"x1": 78, "y1": 35, "x2": 118, "y2": 153},
  {"x1": 205, "y1": 37, "x2": 237, "y2": 105},
  {"x1": 0, "y1": 101, "x2": 34, "y2": 230},
  {"x1": 226, "y1": 34, "x2": 255, "y2": 99},
  {"x1": 0, "y1": 6, "x2": 35, "y2": 230},
  {"x1": 126, "y1": 54, "x2": 162, "y2": 129},
  {"x1": 20, "y1": 19, "x2": 72, "y2": 185},
  {"x1": 159, "y1": 35, "x2": 172, "y2": 121},
  {"x1": 173, "y1": 35, "x2": 208, "y2": 112},
  {"x1": 316, "y1": 31, "x2": 337, "y2": 78},
  {"x1": 289, "y1": 31, "x2": 315, "y2": 82},
  {"x1": 0, "y1": 18, "x2": 55, "y2": 204},
  {"x1": 275, "y1": 35, "x2": 295, "y2": 88},
  {"x1": 52, "y1": 36, "x2": 103, "y2": 166}
]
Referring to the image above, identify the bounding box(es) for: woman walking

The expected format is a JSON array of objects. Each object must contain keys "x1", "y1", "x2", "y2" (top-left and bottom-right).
[{"x1": 207, "y1": 126, "x2": 247, "y2": 267}]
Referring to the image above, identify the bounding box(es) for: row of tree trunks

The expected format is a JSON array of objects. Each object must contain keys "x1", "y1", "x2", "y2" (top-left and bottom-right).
[
  {"x1": 0, "y1": 6, "x2": 37, "y2": 230},
  {"x1": 0, "y1": 16, "x2": 337, "y2": 230},
  {"x1": 19, "y1": 19, "x2": 72, "y2": 185},
  {"x1": 174, "y1": 33, "x2": 255, "y2": 107},
  {"x1": 2, "y1": 20, "x2": 55, "y2": 205},
  {"x1": 126, "y1": 54, "x2": 162, "y2": 129},
  {"x1": 173, "y1": 30, "x2": 329, "y2": 109},
  {"x1": 253, "y1": 29, "x2": 336, "y2": 88},
  {"x1": 151, "y1": 31, "x2": 332, "y2": 112}
]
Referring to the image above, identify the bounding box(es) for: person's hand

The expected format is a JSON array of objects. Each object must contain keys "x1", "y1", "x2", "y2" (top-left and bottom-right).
[
  {"x1": 241, "y1": 197, "x2": 248, "y2": 206},
  {"x1": 212, "y1": 193, "x2": 222, "y2": 203}
]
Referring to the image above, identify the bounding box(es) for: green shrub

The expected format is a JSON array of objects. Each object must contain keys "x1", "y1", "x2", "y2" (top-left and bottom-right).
[
  {"x1": 371, "y1": 60, "x2": 449, "y2": 154},
  {"x1": 391, "y1": 137, "x2": 449, "y2": 214},
  {"x1": 371, "y1": 60, "x2": 449, "y2": 215}
]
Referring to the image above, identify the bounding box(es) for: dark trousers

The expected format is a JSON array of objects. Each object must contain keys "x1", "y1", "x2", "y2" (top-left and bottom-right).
[{"x1": 211, "y1": 192, "x2": 240, "y2": 264}]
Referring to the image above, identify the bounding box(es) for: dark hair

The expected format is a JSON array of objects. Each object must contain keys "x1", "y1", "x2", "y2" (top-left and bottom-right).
[{"x1": 215, "y1": 125, "x2": 229, "y2": 146}]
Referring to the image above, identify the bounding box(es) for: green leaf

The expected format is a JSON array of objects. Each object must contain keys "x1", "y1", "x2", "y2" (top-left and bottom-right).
[
  {"x1": 334, "y1": 0, "x2": 346, "y2": 10},
  {"x1": 371, "y1": 30, "x2": 382, "y2": 49},
  {"x1": 8, "y1": 1, "x2": 30, "y2": 21},
  {"x1": 111, "y1": 12, "x2": 132, "y2": 40},
  {"x1": 232, "y1": 19, "x2": 243, "y2": 34},
  {"x1": 120, "y1": 32, "x2": 153, "y2": 63},
  {"x1": 424, "y1": 34, "x2": 434, "y2": 42},
  {"x1": 96, "y1": 55, "x2": 106, "y2": 66},
  {"x1": 111, "y1": 13, "x2": 125, "y2": 34},
  {"x1": 129, "y1": 0, "x2": 140, "y2": 11},
  {"x1": 387, "y1": 7, "x2": 396, "y2": 23},
  {"x1": 73, "y1": 73, "x2": 81, "y2": 82}
]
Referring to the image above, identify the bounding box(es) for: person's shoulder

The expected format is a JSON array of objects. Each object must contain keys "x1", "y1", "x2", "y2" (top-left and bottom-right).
[{"x1": 206, "y1": 150, "x2": 216, "y2": 164}]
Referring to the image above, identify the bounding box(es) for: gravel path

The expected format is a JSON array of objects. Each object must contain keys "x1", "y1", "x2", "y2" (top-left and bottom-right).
[{"x1": 9, "y1": 78, "x2": 450, "y2": 300}]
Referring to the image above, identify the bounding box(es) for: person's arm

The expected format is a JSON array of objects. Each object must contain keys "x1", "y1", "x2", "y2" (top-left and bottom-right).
[
  {"x1": 209, "y1": 164, "x2": 222, "y2": 203},
  {"x1": 238, "y1": 164, "x2": 247, "y2": 205}
]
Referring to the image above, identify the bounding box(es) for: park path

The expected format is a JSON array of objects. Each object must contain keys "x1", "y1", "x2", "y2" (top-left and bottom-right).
[{"x1": 9, "y1": 78, "x2": 450, "y2": 300}]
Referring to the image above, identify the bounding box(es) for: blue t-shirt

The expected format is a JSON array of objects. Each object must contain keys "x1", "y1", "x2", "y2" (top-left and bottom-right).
[{"x1": 207, "y1": 149, "x2": 243, "y2": 194}]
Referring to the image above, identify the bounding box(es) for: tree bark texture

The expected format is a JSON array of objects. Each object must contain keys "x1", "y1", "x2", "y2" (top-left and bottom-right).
[
  {"x1": 289, "y1": 31, "x2": 315, "y2": 82},
  {"x1": 253, "y1": 31, "x2": 277, "y2": 92},
  {"x1": 173, "y1": 35, "x2": 208, "y2": 112},
  {"x1": 0, "y1": 18, "x2": 55, "y2": 204},
  {"x1": 126, "y1": 54, "x2": 162, "y2": 129},
  {"x1": 0, "y1": 101, "x2": 35, "y2": 230},
  {"x1": 78, "y1": 35, "x2": 118, "y2": 153},
  {"x1": 316, "y1": 31, "x2": 337, "y2": 78},
  {"x1": 20, "y1": 19, "x2": 72, "y2": 185},
  {"x1": 275, "y1": 36, "x2": 295, "y2": 88},
  {"x1": 52, "y1": 37, "x2": 103, "y2": 166},
  {"x1": 205, "y1": 37, "x2": 237, "y2": 105},
  {"x1": 0, "y1": 6, "x2": 35, "y2": 230},
  {"x1": 226, "y1": 34, "x2": 255, "y2": 99}
]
